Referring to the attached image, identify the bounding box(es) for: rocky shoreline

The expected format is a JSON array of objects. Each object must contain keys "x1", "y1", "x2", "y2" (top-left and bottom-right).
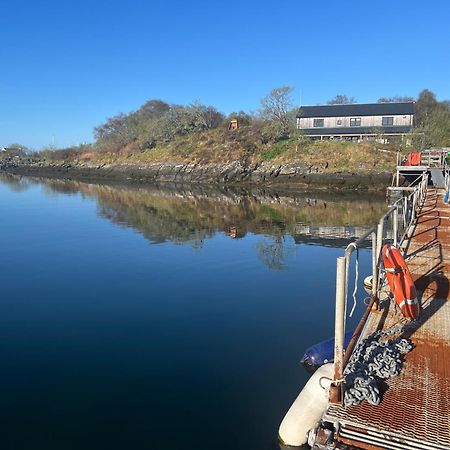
[{"x1": 0, "y1": 156, "x2": 392, "y2": 190}]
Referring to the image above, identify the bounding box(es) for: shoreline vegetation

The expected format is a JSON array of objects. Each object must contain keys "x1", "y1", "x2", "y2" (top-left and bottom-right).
[{"x1": 1, "y1": 88, "x2": 449, "y2": 190}]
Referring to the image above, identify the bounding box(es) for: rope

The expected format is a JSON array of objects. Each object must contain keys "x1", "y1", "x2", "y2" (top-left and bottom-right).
[
  {"x1": 349, "y1": 246, "x2": 359, "y2": 318},
  {"x1": 349, "y1": 248, "x2": 359, "y2": 317},
  {"x1": 343, "y1": 321, "x2": 416, "y2": 407}
]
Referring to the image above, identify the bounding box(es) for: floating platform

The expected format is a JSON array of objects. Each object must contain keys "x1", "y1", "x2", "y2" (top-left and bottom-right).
[{"x1": 322, "y1": 188, "x2": 450, "y2": 450}]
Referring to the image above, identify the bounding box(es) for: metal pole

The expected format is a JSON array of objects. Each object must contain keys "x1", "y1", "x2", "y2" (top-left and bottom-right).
[
  {"x1": 330, "y1": 256, "x2": 346, "y2": 404},
  {"x1": 342, "y1": 295, "x2": 377, "y2": 369},
  {"x1": 376, "y1": 220, "x2": 384, "y2": 260},
  {"x1": 393, "y1": 206, "x2": 399, "y2": 247},
  {"x1": 403, "y1": 196, "x2": 407, "y2": 228},
  {"x1": 372, "y1": 232, "x2": 377, "y2": 295}
]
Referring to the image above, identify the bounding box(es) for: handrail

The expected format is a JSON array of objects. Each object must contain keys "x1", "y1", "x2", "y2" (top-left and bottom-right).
[{"x1": 329, "y1": 172, "x2": 428, "y2": 404}]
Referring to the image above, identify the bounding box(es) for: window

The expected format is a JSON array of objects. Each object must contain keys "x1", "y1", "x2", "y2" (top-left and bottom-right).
[
  {"x1": 350, "y1": 118, "x2": 361, "y2": 127},
  {"x1": 313, "y1": 118, "x2": 324, "y2": 127},
  {"x1": 382, "y1": 116, "x2": 394, "y2": 126},
  {"x1": 336, "y1": 119, "x2": 342, "y2": 126}
]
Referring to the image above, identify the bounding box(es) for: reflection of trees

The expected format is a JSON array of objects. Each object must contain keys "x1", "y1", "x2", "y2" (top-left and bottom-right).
[
  {"x1": 256, "y1": 236, "x2": 294, "y2": 270},
  {"x1": 89, "y1": 187, "x2": 387, "y2": 247},
  {"x1": 0, "y1": 174, "x2": 36, "y2": 192},
  {"x1": 0, "y1": 175, "x2": 388, "y2": 251}
]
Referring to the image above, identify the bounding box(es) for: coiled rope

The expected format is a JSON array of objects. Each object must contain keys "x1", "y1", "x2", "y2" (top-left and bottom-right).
[{"x1": 343, "y1": 322, "x2": 415, "y2": 406}]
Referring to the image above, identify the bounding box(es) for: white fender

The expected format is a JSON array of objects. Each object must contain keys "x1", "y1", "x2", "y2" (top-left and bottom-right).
[
  {"x1": 278, "y1": 363, "x2": 333, "y2": 447},
  {"x1": 363, "y1": 275, "x2": 373, "y2": 295}
]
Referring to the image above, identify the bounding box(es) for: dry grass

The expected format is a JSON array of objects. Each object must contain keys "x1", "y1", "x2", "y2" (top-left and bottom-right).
[
  {"x1": 270, "y1": 140, "x2": 397, "y2": 172},
  {"x1": 65, "y1": 127, "x2": 398, "y2": 172}
]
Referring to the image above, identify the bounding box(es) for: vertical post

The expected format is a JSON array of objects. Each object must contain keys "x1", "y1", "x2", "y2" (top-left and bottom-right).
[
  {"x1": 376, "y1": 220, "x2": 384, "y2": 261},
  {"x1": 403, "y1": 196, "x2": 408, "y2": 228},
  {"x1": 393, "y1": 206, "x2": 399, "y2": 247},
  {"x1": 330, "y1": 256, "x2": 346, "y2": 404},
  {"x1": 372, "y1": 231, "x2": 377, "y2": 296}
]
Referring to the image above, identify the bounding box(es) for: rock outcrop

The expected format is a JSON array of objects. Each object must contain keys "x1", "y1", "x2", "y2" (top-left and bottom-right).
[{"x1": 0, "y1": 156, "x2": 391, "y2": 190}]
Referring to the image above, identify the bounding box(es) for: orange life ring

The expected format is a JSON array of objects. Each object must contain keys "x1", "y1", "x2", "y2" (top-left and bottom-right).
[{"x1": 382, "y1": 244, "x2": 419, "y2": 320}]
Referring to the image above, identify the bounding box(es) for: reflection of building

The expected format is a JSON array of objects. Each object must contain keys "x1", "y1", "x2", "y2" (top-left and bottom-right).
[
  {"x1": 293, "y1": 224, "x2": 393, "y2": 247},
  {"x1": 296, "y1": 102, "x2": 415, "y2": 142}
]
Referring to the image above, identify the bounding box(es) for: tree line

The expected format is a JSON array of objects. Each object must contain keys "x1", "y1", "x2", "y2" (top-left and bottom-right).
[{"x1": 4, "y1": 87, "x2": 450, "y2": 159}]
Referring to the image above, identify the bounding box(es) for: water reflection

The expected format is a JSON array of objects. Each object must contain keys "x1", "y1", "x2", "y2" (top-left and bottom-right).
[
  {"x1": 0, "y1": 173, "x2": 385, "y2": 449},
  {"x1": 0, "y1": 174, "x2": 387, "y2": 251}
]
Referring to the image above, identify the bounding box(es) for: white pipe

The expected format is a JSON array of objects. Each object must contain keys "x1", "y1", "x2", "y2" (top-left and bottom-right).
[
  {"x1": 376, "y1": 221, "x2": 384, "y2": 261},
  {"x1": 393, "y1": 207, "x2": 399, "y2": 247},
  {"x1": 334, "y1": 257, "x2": 346, "y2": 384}
]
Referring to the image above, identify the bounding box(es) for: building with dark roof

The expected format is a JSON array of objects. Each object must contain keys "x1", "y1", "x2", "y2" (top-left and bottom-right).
[{"x1": 296, "y1": 102, "x2": 415, "y2": 141}]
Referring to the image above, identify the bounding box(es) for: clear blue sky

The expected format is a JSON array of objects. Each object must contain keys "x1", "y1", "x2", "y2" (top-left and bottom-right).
[{"x1": 1, "y1": 0, "x2": 449, "y2": 149}]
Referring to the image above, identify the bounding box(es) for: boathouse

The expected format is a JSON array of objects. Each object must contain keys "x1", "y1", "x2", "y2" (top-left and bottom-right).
[{"x1": 296, "y1": 102, "x2": 415, "y2": 142}]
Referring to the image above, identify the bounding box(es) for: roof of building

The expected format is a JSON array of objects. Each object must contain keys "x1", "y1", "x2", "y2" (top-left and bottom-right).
[
  {"x1": 301, "y1": 125, "x2": 413, "y2": 135},
  {"x1": 297, "y1": 102, "x2": 415, "y2": 118}
]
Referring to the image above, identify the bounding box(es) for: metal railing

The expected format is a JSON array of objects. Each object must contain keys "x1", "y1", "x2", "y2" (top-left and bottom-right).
[
  {"x1": 330, "y1": 173, "x2": 428, "y2": 403},
  {"x1": 420, "y1": 151, "x2": 446, "y2": 167},
  {"x1": 444, "y1": 161, "x2": 450, "y2": 193}
]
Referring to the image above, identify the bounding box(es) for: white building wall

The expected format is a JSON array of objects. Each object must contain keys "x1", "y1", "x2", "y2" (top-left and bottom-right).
[{"x1": 297, "y1": 114, "x2": 413, "y2": 129}]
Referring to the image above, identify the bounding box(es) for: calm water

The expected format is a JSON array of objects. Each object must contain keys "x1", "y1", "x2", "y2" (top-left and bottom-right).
[{"x1": 0, "y1": 175, "x2": 387, "y2": 450}]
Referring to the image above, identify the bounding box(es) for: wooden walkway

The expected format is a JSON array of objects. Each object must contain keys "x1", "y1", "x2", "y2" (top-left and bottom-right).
[{"x1": 323, "y1": 188, "x2": 450, "y2": 450}]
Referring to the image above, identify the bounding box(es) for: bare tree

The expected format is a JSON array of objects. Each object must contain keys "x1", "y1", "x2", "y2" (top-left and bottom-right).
[
  {"x1": 256, "y1": 237, "x2": 286, "y2": 270},
  {"x1": 260, "y1": 86, "x2": 295, "y2": 139},
  {"x1": 189, "y1": 102, "x2": 224, "y2": 130},
  {"x1": 327, "y1": 94, "x2": 357, "y2": 105}
]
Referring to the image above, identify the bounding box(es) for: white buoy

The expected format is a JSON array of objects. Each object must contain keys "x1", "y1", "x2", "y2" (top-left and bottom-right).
[
  {"x1": 363, "y1": 275, "x2": 373, "y2": 295},
  {"x1": 278, "y1": 363, "x2": 333, "y2": 447}
]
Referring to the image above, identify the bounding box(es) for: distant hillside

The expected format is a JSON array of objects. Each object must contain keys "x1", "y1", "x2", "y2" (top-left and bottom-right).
[
  {"x1": 1, "y1": 87, "x2": 448, "y2": 188},
  {"x1": 31, "y1": 86, "x2": 450, "y2": 168}
]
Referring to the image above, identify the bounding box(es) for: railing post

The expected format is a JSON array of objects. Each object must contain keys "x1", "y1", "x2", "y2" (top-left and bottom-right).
[
  {"x1": 330, "y1": 256, "x2": 346, "y2": 404},
  {"x1": 376, "y1": 220, "x2": 384, "y2": 260},
  {"x1": 393, "y1": 206, "x2": 399, "y2": 247},
  {"x1": 372, "y1": 232, "x2": 377, "y2": 295},
  {"x1": 403, "y1": 196, "x2": 408, "y2": 228}
]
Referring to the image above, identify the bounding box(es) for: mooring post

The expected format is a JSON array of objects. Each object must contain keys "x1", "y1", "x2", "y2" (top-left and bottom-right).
[{"x1": 330, "y1": 256, "x2": 346, "y2": 404}]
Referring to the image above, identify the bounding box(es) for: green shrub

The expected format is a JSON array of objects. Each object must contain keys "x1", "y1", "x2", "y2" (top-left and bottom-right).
[{"x1": 261, "y1": 139, "x2": 290, "y2": 161}]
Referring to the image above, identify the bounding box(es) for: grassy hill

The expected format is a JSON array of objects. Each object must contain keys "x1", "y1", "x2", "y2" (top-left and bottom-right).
[{"x1": 41, "y1": 127, "x2": 398, "y2": 173}]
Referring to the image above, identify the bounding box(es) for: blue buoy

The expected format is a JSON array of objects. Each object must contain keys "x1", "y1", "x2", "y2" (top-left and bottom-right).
[
  {"x1": 300, "y1": 330, "x2": 355, "y2": 372},
  {"x1": 444, "y1": 191, "x2": 449, "y2": 204}
]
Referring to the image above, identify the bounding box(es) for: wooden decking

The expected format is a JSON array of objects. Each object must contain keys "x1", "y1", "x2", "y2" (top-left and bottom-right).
[{"x1": 323, "y1": 188, "x2": 450, "y2": 450}]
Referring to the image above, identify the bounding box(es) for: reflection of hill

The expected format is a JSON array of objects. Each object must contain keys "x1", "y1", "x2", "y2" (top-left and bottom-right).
[
  {"x1": 16, "y1": 177, "x2": 388, "y2": 246},
  {"x1": 0, "y1": 173, "x2": 39, "y2": 192}
]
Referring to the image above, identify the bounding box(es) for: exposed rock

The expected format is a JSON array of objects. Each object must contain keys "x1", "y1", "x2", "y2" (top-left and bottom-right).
[{"x1": 0, "y1": 156, "x2": 392, "y2": 191}]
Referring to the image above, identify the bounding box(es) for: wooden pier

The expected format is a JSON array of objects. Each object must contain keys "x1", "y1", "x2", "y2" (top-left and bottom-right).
[{"x1": 320, "y1": 187, "x2": 450, "y2": 450}]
